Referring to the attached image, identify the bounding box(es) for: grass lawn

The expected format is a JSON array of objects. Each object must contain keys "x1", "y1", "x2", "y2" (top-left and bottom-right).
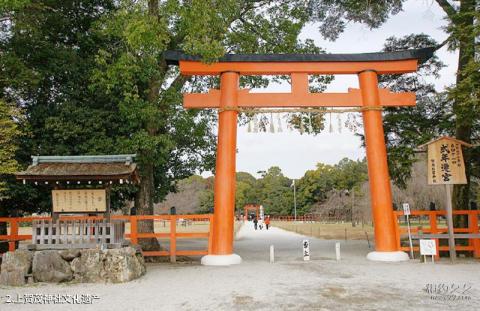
[{"x1": 272, "y1": 221, "x2": 374, "y2": 240}]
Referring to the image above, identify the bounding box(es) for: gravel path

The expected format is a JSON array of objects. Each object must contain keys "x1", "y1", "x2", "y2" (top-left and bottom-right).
[{"x1": 1, "y1": 222, "x2": 479, "y2": 310}]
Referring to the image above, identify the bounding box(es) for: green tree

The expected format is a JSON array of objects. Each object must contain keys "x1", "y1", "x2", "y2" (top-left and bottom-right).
[
  {"x1": 441, "y1": 0, "x2": 480, "y2": 212},
  {"x1": 332, "y1": 158, "x2": 369, "y2": 191},
  {"x1": 0, "y1": 0, "x2": 138, "y2": 212},
  {"x1": 235, "y1": 172, "x2": 258, "y2": 212},
  {"x1": 296, "y1": 158, "x2": 368, "y2": 213},
  {"x1": 376, "y1": 34, "x2": 452, "y2": 187},
  {"x1": 0, "y1": 101, "x2": 23, "y2": 197},
  {"x1": 309, "y1": 0, "x2": 479, "y2": 216},
  {"x1": 297, "y1": 163, "x2": 335, "y2": 212},
  {"x1": 256, "y1": 167, "x2": 293, "y2": 215},
  {"x1": 89, "y1": 0, "x2": 336, "y2": 250}
]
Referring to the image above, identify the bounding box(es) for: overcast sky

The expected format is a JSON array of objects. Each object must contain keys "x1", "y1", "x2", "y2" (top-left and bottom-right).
[{"x1": 206, "y1": 0, "x2": 458, "y2": 179}]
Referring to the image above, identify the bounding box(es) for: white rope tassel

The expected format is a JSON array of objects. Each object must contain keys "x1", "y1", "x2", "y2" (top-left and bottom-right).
[
  {"x1": 300, "y1": 117, "x2": 305, "y2": 134},
  {"x1": 329, "y1": 112, "x2": 333, "y2": 133},
  {"x1": 253, "y1": 115, "x2": 259, "y2": 133},
  {"x1": 247, "y1": 119, "x2": 252, "y2": 133},
  {"x1": 269, "y1": 113, "x2": 275, "y2": 133},
  {"x1": 337, "y1": 114, "x2": 342, "y2": 133},
  {"x1": 276, "y1": 114, "x2": 283, "y2": 132}
]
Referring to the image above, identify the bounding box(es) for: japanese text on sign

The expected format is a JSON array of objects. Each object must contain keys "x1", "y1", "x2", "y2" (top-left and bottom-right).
[
  {"x1": 52, "y1": 189, "x2": 106, "y2": 213},
  {"x1": 303, "y1": 239, "x2": 310, "y2": 261},
  {"x1": 427, "y1": 138, "x2": 467, "y2": 185}
]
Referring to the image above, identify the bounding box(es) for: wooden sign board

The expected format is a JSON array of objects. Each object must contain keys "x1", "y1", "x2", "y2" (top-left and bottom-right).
[
  {"x1": 427, "y1": 138, "x2": 467, "y2": 185},
  {"x1": 52, "y1": 189, "x2": 107, "y2": 213}
]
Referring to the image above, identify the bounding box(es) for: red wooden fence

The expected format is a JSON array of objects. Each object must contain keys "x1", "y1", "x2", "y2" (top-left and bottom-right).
[
  {"x1": 394, "y1": 210, "x2": 480, "y2": 258},
  {"x1": 0, "y1": 214, "x2": 213, "y2": 263}
]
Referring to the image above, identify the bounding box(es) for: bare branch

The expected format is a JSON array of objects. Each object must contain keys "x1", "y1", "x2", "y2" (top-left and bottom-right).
[{"x1": 435, "y1": 0, "x2": 458, "y2": 19}]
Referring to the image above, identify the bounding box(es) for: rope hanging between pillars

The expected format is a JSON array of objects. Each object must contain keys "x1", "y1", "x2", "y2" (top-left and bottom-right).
[
  {"x1": 215, "y1": 106, "x2": 384, "y2": 134},
  {"x1": 218, "y1": 106, "x2": 384, "y2": 134}
]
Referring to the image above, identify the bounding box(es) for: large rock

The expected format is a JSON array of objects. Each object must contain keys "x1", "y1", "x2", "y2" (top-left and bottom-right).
[
  {"x1": 59, "y1": 249, "x2": 81, "y2": 261},
  {"x1": 101, "y1": 247, "x2": 146, "y2": 283},
  {"x1": 71, "y1": 249, "x2": 103, "y2": 282},
  {"x1": 32, "y1": 251, "x2": 73, "y2": 283},
  {"x1": 1, "y1": 247, "x2": 145, "y2": 285},
  {"x1": 0, "y1": 250, "x2": 33, "y2": 286}
]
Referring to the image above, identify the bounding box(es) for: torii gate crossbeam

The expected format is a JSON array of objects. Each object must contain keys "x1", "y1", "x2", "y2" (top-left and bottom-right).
[{"x1": 165, "y1": 48, "x2": 435, "y2": 265}]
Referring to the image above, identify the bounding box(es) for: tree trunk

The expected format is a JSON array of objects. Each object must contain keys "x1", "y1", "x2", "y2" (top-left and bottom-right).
[
  {"x1": 134, "y1": 160, "x2": 161, "y2": 251},
  {"x1": 452, "y1": 0, "x2": 476, "y2": 228},
  {"x1": 0, "y1": 209, "x2": 7, "y2": 254}
]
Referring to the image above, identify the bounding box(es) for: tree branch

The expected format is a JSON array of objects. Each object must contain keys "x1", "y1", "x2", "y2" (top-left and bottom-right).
[
  {"x1": 238, "y1": 16, "x2": 279, "y2": 47},
  {"x1": 0, "y1": 15, "x2": 13, "y2": 22},
  {"x1": 435, "y1": 0, "x2": 458, "y2": 19}
]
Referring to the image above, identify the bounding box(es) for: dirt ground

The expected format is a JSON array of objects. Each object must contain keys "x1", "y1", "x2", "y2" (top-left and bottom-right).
[{"x1": 1, "y1": 222, "x2": 479, "y2": 310}]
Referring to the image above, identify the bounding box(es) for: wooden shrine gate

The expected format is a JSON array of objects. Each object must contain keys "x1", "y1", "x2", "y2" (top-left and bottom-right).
[{"x1": 165, "y1": 48, "x2": 435, "y2": 265}]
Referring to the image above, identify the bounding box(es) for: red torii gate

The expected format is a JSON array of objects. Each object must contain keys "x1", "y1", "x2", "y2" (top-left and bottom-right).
[
  {"x1": 243, "y1": 204, "x2": 261, "y2": 220},
  {"x1": 165, "y1": 48, "x2": 434, "y2": 265}
]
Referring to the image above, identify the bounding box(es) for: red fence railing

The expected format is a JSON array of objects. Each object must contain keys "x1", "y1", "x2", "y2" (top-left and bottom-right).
[
  {"x1": 394, "y1": 210, "x2": 480, "y2": 258},
  {"x1": 0, "y1": 214, "x2": 213, "y2": 262},
  {"x1": 269, "y1": 215, "x2": 317, "y2": 222}
]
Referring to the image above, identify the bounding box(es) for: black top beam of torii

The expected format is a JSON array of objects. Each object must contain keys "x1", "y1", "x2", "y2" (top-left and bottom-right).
[{"x1": 164, "y1": 46, "x2": 436, "y2": 66}]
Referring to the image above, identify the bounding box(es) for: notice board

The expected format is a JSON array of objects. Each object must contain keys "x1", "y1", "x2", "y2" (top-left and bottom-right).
[
  {"x1": 427, "y1": 138, "x2": 467, "y2": 185},
  {"x1": 52, "y1": 189, "x2": 107, "y2": 213}
]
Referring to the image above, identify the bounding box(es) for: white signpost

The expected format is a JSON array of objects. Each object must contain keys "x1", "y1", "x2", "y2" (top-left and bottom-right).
[
  {"x1": 270, "y1": 245, "x2": 275, "y2": 264},
  {"x1": 335, "y1": 242, "x2": 341, "y2": 261},
  {"x1": 420, "y1": 239, "x2": 437, "y2": 263},
  {"x1": 402, "y1": 203, "x2": 411, "y2": 216},
  {"x1": 303, "y1": 240, "x2": 310, "y2": 261},
  {"x1": 403, "y1": 203, "x2": 414, "y2": 259}
]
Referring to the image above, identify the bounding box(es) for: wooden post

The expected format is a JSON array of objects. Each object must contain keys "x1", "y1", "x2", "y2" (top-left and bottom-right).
[
  {"x1": 211, "y1": 71, "x2": 239, "y2": 255},
  {"x1": 9, "y1": 219, "x2": 18, "y2": 252},
  {"x1": 358, "y1": 70, "x2": 398, "y2": 253},
  {"x1": 445, "y1": 184, "x2": 457, "y2": 262},
  {"x1": 429, "y1": 212, "x2": 440, "y2": 260},
  {"x1": 469, "y1": 212, "x2": 480, "y2": 258},
  {"x1": 106, "y1": 186, "x2": 111, "y2": 222},
  {"x1": 130, "y1": 216, "x2": 138, "y2": 245},
  {"x1": 170, "y1": 215, "x2": 177, "y2": 263}
]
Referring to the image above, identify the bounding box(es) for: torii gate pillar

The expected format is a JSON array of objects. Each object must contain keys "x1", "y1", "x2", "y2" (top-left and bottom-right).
[
  {"x1": 359, "y1": 71, "x2": 408, "y2": 261},
  {"x1": 201, "y1": 72, "x2": 242, "y2": 266}
]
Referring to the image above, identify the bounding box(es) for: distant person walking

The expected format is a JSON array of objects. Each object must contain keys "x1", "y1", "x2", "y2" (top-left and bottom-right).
[
  {"x1": 265, "y1": 216, "x2": 270, "y2": 230},
  {"x1": 253, "y1": 216, "x2": 258, "y2": 230},
  {"x1": 258, "y1": 218, "x2": 264, "y2": 230}
]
